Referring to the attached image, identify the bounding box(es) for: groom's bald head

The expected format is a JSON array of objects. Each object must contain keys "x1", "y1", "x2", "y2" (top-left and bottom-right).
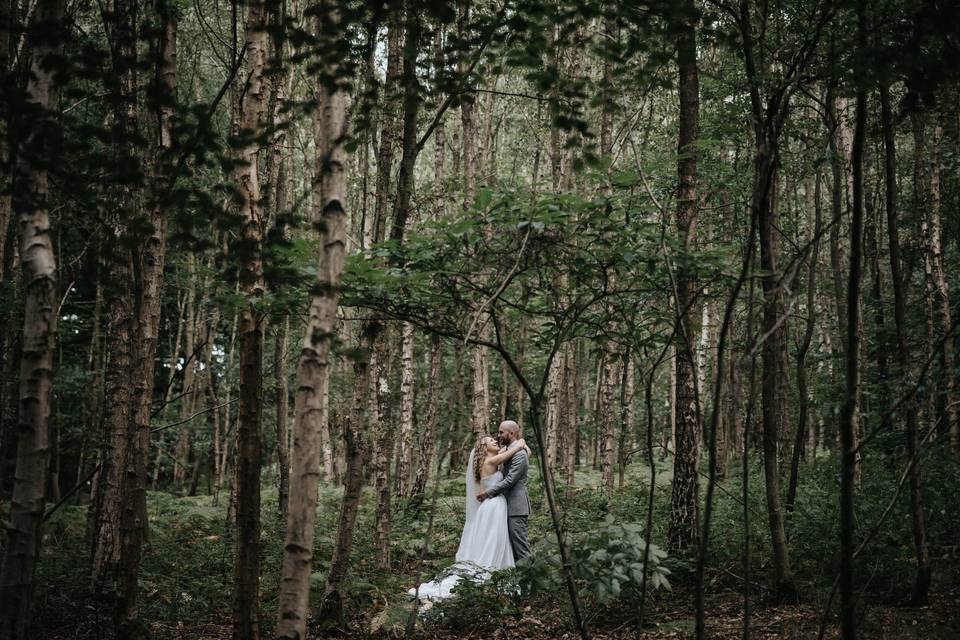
[{"x1": 498, "y1": 420, "x2": 520, "y2": 445}]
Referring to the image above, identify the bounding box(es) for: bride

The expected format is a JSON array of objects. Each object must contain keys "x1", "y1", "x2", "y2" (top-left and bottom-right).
[{"x1": 409, "y1": 435, "x2": 531, "y2": 600}]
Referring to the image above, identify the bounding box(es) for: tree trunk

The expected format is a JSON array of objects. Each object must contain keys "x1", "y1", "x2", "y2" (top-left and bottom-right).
[
  {"x1": 116, "y1": 3, "x2": 177, "y2": 633},
  {"x1": 546, "y1": 351, "x2": 563, "y2": 468},
  {"x1": 152, "y1": 284, "x2": 183, "y2": 490},
  {"x1": 617, "y1": 352, "x2": 635, "y2": 489},
  {"x1": 409, "y1": 337, "x2": 442, "y2": 508},
  {"x1": 787, "y1": 172, "x2": 822, "y2": 513},
  {"x1": 665, "y1": 344, "x2": 676, "y2": 461},
  {"x1": 0, "y1": 0, "x2": 10, "y2": 282},
  {"x1": 371, "y1": 329, "x2": 393, "y2": 570},
  {"x1": 232, "y1": 1, "x2": 272, "y2": 637},
  {"x1": 91, "y1": 0, "x2": 139, "y2": 596},
  {"x1": 274, "y1": 5, "x2": 348, "y2": 628},
  {"x1": 913, "y1": 116, "x2": 940, "y2": 449},
  {"x1": 388, "y1": 0, "x2": 421, "y2": 243},
  {"x1": 0, "y1": 3, "x2": 62, "y2": 635},
  {"x1": 267, "y1": 0, "x2": 295, "y2": 525},
  {"x1": 395, "y1": 322, "x2": 415, "y2": 498},
  {"x1": 366, "y1": 8, "x2": 405, "y2": 574},
  {"x1": 173, "y1": 259, "x2": 197, "y2": 490},
  {"x1": 599, "y1": 353, "x2": 618, "y2": 491},
  {"x1": 460, "y1": 2, "x2": 489, "y2": 443},
  {"x1": 432, "y1": 26, "x2": 446, "y2": 220},
  {"x1": 839, "y1": 8, "x2": 867, "y2": 634},
  {"x1": 317, "y1": 326, "x2": 375, "y2": 624},
  {"x1": 786, "y1": 171, "x2": 823, "y2": 512},
  {"x1": 274, "y1": 316, "x2": 290, "y2": 520},
  {"x1": 827, "y1": 91, "x2": 848, "y2": 355},
  {"x1": 865, "y1": 179, "x2": 889, "y2": 422},
  {"x1": 880, "y1": 81, "x2": 930, "y2": 605},
  {"x1": 756, "y1": 148, "x2": 797, "y2": 601},
  {"x1": 668, "y1": 0, "x2": 701, "y2": 551},
  {"x1": 215, "y1": 308, "x2": 239, "y2": 503},
  {"x1": 921, "y1": 112, "x2": 959, "y2": 453}
]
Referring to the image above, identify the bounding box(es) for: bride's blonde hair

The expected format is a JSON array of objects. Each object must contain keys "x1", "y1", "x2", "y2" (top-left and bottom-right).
[{"x1": 473, "y1": 437, "x2": 491, "y2": 482}]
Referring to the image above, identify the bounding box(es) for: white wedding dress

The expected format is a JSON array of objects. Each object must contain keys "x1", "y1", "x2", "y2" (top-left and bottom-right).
[{"x1": 409, "y1": 455, "x2": 515, "y2": 600}]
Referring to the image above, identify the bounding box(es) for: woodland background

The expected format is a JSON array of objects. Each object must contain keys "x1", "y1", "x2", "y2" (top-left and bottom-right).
[{"x1": 0, "y1": 0, "x2": 959, "y2": 639}]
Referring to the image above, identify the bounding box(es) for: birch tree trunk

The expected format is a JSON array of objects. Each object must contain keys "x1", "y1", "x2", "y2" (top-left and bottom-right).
[
  {"x1": 546, "y1": 354, "x2": 563, "y2": 468},
  {"x1": 668, "y1": 0, "x2": 701, "y2": 550},
  {"x1": 371, "y1": 6, "x2": 413, "y2": 569},
  {"x1": 617, "y1": 352, "x2": 635, "y2": 489},
  {"x1": 274, "y1": 3, "x2": 348, "y2": 631},
  {"x1": 395, "y1": 322, "x2": 415, "y2": 498},
  {"x1": 274, "y1": 316, "x2": 290, "y2": 520},
  {"x1": 598, "y1": 355, "x2": 618, "y2": 491},
  {"x1": 371, "y1": 332, "x2": 393, "y2": 569},
  {"x1": 922, "y1": 113, "x2": 959, "y2": 454},
  {"x1": 0, "y1": 3, "x2": 62, "y2": 636},
  {"x1": 232, "y1": 1, "x2": 272, "y2": 636},
  {"x1": 563, "y1": 343, "x2": 579, "y2": 483}
]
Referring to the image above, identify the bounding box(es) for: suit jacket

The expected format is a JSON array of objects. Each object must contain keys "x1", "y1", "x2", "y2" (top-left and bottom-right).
[{"x1": 487, "y1": 446, "x2": 531, "y2": 517}]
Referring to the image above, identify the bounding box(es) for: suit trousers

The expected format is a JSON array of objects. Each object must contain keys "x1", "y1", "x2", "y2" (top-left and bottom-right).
[{"x1": 507, "y1": 515, "x2": 531, "y2": 560}]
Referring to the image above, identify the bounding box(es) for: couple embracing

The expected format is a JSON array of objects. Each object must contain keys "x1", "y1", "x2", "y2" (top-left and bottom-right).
[{"x1": 410, "y1": 420, "x2": 532, "y2": 600}]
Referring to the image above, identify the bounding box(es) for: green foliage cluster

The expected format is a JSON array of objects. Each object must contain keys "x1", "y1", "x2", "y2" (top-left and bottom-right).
[{"x1": 520, "y1": 516, "x2": 671, "y2": 604}]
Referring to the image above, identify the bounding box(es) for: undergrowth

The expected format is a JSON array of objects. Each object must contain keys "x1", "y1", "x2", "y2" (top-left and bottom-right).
[{"x1": 15, "y1": 442, "x2": 960, "y2": 638}]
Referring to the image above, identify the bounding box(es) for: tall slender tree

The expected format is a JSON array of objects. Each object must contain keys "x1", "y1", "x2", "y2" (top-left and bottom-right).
[
  {"x1": 116, "y1": 1, "x2": 178, "y2": 633},
  {"x1": 880, "y1": 80, "x2": 930, "y2": 605},
  {"x1": 232, "y1": 0, "x2": 273, "y2": 636},
  {"x1": 274, "y1": 2, "x2": 350, "y2": 635},
  {"x1": 667, "y1": 0, "x2": 701, "y2": 552},
  {"x1": 0, "y1": 3, "x2": 63, "y2": 637},
  {"x1": 839, "y1": 3, "x2": 868, "y2": 635},
  {"x1": 91, "y1": 0, "x2": 140, "y2": 596}
]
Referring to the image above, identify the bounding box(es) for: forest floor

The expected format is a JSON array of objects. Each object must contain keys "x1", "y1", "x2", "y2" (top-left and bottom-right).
[
  {"x1": 404, "y1": 587, "x2": 960, "y2": 639},
  {"x1": 64, "y1": 582, "x2": 960, "y2": 639},
  {"x1": 26, "y1": 453, "x2": 960, "y2": 639}
]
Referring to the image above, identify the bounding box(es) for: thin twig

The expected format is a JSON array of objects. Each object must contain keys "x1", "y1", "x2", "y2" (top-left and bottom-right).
[
  {"x1": 150, "y1": 399, "x2": 237, "y2": 434},
  {"x1": 463, "y1": 224, "x2": 532, "y2": 344}
]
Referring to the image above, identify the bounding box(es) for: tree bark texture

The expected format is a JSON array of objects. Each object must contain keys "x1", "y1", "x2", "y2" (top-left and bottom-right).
[
  {"x1": 232, "y1": 1, "x2": 272, "y2": 636},
  {"x1": 274, "y1": 4, "x2": 348, "y2": 630},
  {"x1": 117, "y1": 2, "x2": 177, "y2": 633},
  {"x1": 0, "y1": 3, "x2": 62, "y2": 636},
  {"x1": 921, "y1": 113, "x2": 959, "y2": 454},
  {"x1": 91, "y1": 0, "x2": 139, "y2": 596},
  {"x1": 274, "y1": 316, "x2": 290, "y2": 521},
  {"x1": 395, "y1": 322, "x2": 415, "y2": 498},
  {"x1": 668, "y1": 0, "x2": 701, "y2": 551}
]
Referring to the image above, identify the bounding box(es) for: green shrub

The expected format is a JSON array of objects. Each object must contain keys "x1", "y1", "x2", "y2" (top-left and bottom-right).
[{"x1": 520, "y1": 516, "x2": 671, "y2": 605}]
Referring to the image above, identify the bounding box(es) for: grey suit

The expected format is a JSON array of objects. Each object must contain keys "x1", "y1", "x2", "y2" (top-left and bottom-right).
[{"x1": 486, "y1": 446, "x2": 532, "y2": 560}]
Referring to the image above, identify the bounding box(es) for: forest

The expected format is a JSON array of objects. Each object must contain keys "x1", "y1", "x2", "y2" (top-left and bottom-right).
[{"x1": 0, "y1": 0, "x2": 959, "y2": 638}]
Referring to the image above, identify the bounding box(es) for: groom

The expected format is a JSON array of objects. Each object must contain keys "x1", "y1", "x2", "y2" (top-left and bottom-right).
[{"x1": 477, "y1": 420, "x2": 532, "y2": 560}]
